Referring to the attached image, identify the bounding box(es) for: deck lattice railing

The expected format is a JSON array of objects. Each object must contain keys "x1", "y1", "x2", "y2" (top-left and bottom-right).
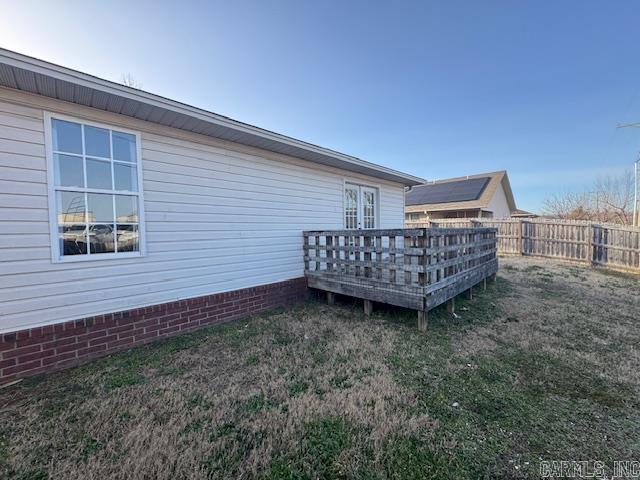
[{"x1": 303, "y1": 228, "x2": 498, "y2": 312}]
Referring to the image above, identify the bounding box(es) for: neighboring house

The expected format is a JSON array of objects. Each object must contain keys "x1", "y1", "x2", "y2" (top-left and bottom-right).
[
  {"x1": 0, "y1": 49, "x2": 423, "y2": 384},
  {"x1": 510, "y1": 208, "x2": 538, "y2": 218},
  {"x1": 405, "y1": 171, "x2": 516, "y2": 223}
]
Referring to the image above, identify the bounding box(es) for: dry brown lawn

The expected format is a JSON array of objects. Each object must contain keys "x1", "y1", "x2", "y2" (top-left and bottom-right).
[{"x1": 1, "y1": 257, "x2": 639, "y2": 479}]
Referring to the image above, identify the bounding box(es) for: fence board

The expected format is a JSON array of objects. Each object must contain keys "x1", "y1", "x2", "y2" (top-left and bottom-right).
[{"x1": 406, "y1": 218, "x2": 640, "y2": 273}]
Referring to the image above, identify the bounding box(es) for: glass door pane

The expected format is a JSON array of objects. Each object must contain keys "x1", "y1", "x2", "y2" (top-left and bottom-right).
[
  {"x1": 361, "y1": 187, "x2": 376, "y2": 229},
  {"x1": 345, "y1": 185, "x2": 359, "y2": 229}
]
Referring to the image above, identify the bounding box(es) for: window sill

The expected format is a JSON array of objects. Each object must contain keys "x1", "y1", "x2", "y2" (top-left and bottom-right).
[{"x1": 53, "y1": 251, "x2": 145, "y2": 264}]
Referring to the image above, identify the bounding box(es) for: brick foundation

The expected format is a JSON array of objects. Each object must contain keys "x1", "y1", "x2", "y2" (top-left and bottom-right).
[{"x1": 0, "y1": 278, "x2": 308, "y2": 385}]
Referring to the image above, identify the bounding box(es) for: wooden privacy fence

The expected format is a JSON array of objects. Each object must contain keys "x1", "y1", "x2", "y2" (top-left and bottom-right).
[
  {"x1": 303, "y1": 228, "x2": 498, "y2": 331},
  {"x1": 405, "y1": 218, "x2": 640, "y2": 273}
]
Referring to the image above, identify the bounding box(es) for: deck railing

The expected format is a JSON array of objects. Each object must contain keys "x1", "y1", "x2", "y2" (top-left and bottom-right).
[{"x1": 303, "y1": 228, "x2": 498, "y2": 325}]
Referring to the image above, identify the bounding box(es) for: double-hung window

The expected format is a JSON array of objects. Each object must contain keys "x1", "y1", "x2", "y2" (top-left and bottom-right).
[{"x1": 46, "y1": 114, "x2": 145, "y2": 262}]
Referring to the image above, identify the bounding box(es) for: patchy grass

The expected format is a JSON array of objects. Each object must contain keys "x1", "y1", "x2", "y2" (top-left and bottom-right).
[{"x1": 1, "y1": 258, "x2": 639, "y2": 479}]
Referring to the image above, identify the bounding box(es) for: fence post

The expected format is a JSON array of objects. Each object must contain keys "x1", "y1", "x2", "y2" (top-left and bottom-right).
[
  {"x1": 519, "y1": 219, "x2": 524, "y2": 256},
  {"x1": 589, "y1": 223, "x2": 595, "y2": 266}
]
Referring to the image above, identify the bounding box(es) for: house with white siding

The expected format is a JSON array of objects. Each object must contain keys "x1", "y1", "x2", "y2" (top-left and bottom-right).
[{"x1": 0, "y1": 49, "x2": 423, "y2": 384}]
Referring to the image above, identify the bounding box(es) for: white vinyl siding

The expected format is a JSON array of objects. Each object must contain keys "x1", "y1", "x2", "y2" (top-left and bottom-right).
[{"x1": 0, "y1": 88, "x2": 406, "y2": 333}]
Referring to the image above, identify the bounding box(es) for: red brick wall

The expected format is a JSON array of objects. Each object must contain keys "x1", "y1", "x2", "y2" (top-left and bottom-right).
[{"x1": 0, "y1": 277, "x2": 308, "y2": 385}]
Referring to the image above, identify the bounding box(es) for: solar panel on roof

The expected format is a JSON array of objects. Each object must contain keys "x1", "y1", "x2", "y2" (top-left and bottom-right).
[{"x1": 405, "y1": 177, "x2": 490, "y2": 206}]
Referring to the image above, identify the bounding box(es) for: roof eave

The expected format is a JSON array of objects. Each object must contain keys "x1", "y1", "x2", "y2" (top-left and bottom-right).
[
  {"x1": 499, "y1": 172, "x2": 517, "y2": 211},
  {"x1": 0, "y1": 48, "x2": 424, "y2": 186},
  {"x1": 405, "y1": 201, "x2": 485, "y2": 212}
]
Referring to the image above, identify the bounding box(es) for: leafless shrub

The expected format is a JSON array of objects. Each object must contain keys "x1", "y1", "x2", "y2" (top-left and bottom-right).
[
  {"x1": 542, "y1": 171, "x2": 634, "y2": 224},
  {"x1": 119, "y1": 73, "x2": 142, "y2": 89}
]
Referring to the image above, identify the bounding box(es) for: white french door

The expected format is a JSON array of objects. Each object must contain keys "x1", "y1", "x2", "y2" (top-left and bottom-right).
[{"x1": 345, "y1": 183, "x2": 377, "y2": 229}]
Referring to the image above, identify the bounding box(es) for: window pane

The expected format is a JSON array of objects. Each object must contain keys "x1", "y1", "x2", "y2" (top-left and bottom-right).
[
  {"x1": 54, "y1": 154, "x2": 84, "y2": 187},
  {"x1": 86, "y1": 158, "x2": 113, "y2": 190},
  {"x1": 116, "y1": 224, "x2": 139, "y2": 252},
  {"x1": 363, "y1": 191, "x2": 375, "y2": 229},
  {"x1": 115, "y1": 195, "x2": 138, "y2": 222},
  {"x1": 114, "y1": 163, "x2": 138, "y2": 191},
  {"x1": 84, "y1": 125, "x2": 111, "y2": 158},
  {"x1": 112, "y1": 131, "x2": 136, "y2": 162},
  {"x1": 89, "y1": 224, "x2": 115, "y2": 253},
  {"x1": 51, "y1": 119, "x2": 143, "y2": 259},
  {"x1": 59, "y1": 225, "x2": 87, "y2": 255},
  {"x1": 57, "y1": 191, "x2": 86, "y2": 223},
  {"x1": 87, "y1": 193, "x2": 114, "y2": 223},
  {"x1": 345, "y1": 187, "x2": 358, "y2": 229},
  {"x1": 52, "y1": 119, "x2": 82, "y2": 154}
]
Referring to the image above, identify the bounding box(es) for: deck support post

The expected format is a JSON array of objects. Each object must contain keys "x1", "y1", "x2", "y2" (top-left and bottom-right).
[
  {"x1": 447, "y1": 297, "x2": 456, "y2": 315},
  {"x1": 490, "y1": 273, "x2": 497, "y2": 282},
  {"x1": 482, "y1": 278, "x2": 487, "y2": 291},
  {"x1": 327, "y1": 292, "x2": 335, "y2": 306},
  {"x1": 417, "y1": 310, "x2": 428, "y2": 332},
  {"x1": 447, "y1": 297, "x2": 455, "y2": 314},
  {"x1": 466, "y1": 287, "x2": 473, "y2": 300},
  {"x1": 363, "y1": 299, "x2": 373, "y2": 316}
]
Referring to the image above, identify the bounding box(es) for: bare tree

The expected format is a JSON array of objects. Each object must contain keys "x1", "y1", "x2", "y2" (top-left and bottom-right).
[
  {"x1": 593, "y1": 173, "x2": 634, "y2": 224},
  {"x1": 542, "y1": 191, "x2": 590, "y2": 220},
  {"x1": 120, "y1": 73, "x2": 142, "y2": 89},
  {"x1": 541, "y1": 170, "x2": 634, "y2": 224}
]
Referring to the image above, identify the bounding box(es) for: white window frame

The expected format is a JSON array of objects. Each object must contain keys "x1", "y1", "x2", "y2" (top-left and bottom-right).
[
  {"x1": 343, "y1": 180, "x2": 380, "y2": 229},
  {"x1": 44, "y1": 112, "x2": 147, "y2": 263}
]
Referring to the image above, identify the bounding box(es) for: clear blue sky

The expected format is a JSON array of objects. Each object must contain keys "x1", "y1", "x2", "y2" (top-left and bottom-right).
[{"x1": 2, "y1": 0, "x2": 640, "y2": 212}]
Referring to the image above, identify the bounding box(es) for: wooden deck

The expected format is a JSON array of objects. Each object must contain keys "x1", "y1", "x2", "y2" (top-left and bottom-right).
[{"x1": 303, "y1": 228, "x2": 498, "y2": 331}]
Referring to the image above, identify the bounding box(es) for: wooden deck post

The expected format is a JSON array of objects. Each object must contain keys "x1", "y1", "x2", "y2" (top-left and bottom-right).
[
  {"x1": 466, "y1": 287, "x2": 473, "y2": 300},
  {"x1": 417, "y1": 310, "x2": 428, "y2": 332},
  {"x1": 363, "y1": 299, "x2": 373, "y2": 316},
  {"x1": 364, "y1": 236, "x2": 372, "y2": 278},
  {"x1": 482, "y1": 278, "x2": 487, "y2": 291},
  {"x1": 327, "y1": 292, "x2": 335, "y2": 305},
  {"x1": 447, "y1": 297, "x2": 455, "y2": 314},
  {"x1": 303, "y1": 234, "x2": 309, "y2": 272},
  {"x1": 326, "y1": 235, "x2": 334, "y2": 272}
]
